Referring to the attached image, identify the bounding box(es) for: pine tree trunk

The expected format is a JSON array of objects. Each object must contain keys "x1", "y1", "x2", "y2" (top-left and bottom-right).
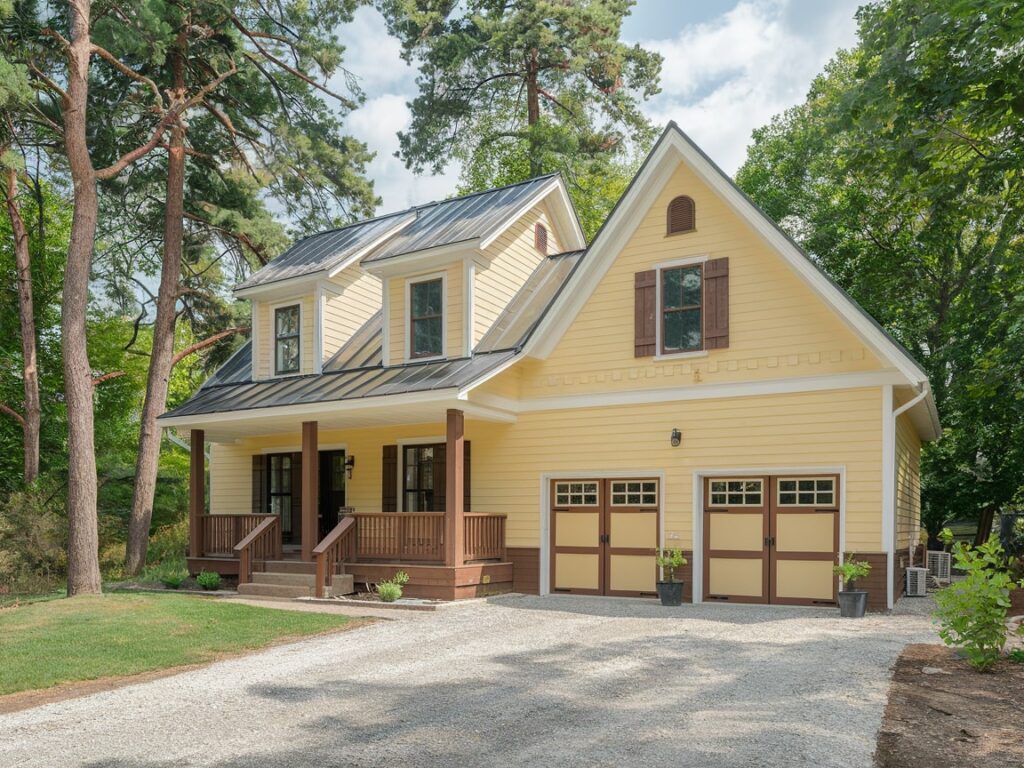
[
  {"x1": 4, "y1": 168, "x2": 40, "y2": 485},
  {"x1": 526, "y1": 47, "x2": 541, "y2": 177},
  {"x1": 63, "y1": 0, "x2": 102, "y2": 596},
  {"x1": 125, "y1": 43, "x2": 187, "y2": 576}
]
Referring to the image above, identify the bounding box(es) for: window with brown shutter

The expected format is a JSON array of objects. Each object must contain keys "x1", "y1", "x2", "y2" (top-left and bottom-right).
[
  {"x1": 635, "y1": 258, "x2": 729, "y2": 357},
  {"x1": 634, "y1": 270, "x2": 657, "y2": 357},
  {"x1": 661, "y1": 264, "x2": 703, "y2": 353},
  {"x1": 667, "y1": 196, "x2": 696, "y2": 235},
  {"x1": 534, "y1": 222, "x2": 548, "y2": 255}
]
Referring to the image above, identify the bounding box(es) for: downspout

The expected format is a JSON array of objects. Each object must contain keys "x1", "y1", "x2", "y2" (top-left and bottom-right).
[{"x1": 891, "y1": 384, "x2": 929, "y2": 570}]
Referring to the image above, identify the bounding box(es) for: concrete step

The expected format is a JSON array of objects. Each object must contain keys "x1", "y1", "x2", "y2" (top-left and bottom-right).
[
  {"x1": 326, "y1": 574, "x2": 355, "y2": 596},
  {"x1": 258, "y1": 560, "x2": 316, "y2": 575},
  {"x1": 252, "y1": 572, "x2": 315, "y2": 587},
  {"x1": 237, "y1": 582, "x2": 314, "y2": 599}
]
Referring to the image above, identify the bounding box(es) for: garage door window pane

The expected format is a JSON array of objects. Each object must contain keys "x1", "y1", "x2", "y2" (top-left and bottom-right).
[
  {"x1": 709, "y1": 479, "x2": 763, "y2": 506},
  {"x1": 555, "y1": 481, "x2": 599, "y2": 506},
  {"x1": 777, "y1": 478, "x2": 835, "y2": 506},
  {"x1": 610, "y1": 480, "x2": 658, "y2": 506}
]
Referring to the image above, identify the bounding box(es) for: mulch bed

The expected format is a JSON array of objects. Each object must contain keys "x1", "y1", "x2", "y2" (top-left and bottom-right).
[{"x1": 875, "y1": 643, "x2": 1024, "y2": 768}]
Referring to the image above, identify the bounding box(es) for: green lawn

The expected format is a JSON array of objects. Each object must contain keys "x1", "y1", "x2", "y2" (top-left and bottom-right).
[{"x1": 0, "y1": 593, "x2": 358, "y2": 696}]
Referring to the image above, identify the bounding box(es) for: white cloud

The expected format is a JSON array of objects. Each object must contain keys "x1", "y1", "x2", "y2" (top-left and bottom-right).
[{"x1": 639, "y1": 0, "x2": 861, "y2": 174}]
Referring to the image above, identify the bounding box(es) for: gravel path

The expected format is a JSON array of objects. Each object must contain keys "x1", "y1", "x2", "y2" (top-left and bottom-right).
[{"x1": 0, "y1": 595, "x2": 937, "y2": 767}]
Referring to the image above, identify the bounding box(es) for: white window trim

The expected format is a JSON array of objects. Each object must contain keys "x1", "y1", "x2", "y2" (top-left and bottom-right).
[
  {"x1": 692, "y1": 466, "x2": 847, "y2": 605},
  {"x1": 404, "y1": 271, "x2": 448, "y2": 363},
  {"x1": 250, "y1": 299, "x2": 260, "y2": 379},
  {"x1": 314, "y1": 282, "x2": 324, "y2": 375},
  {"x1": 706, "y1": 477, "x2": 765, "y2": 507},
  {"x1": 381, "y1": 277, "x2": 390, "y2": 367},
  {"x1": 655, "y1": 254, "x2": 710, "y2": 361},
  {"x1": 463, "y1": 258, "x2": 475, "y2": 357},
  {"x1": 269, "y1": 299, "x2": 303, "y2": 379}
]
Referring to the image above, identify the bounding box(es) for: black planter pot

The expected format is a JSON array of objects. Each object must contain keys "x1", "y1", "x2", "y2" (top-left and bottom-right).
[
  {"x1": 657, "y1": 580, "x2": 684, "y2": 606},
  {"x1": 837, "y1": 590, "x2": 868, "y2": 618}
]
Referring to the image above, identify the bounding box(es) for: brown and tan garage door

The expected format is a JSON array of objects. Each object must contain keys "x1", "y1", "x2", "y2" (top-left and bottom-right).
[
  {"x1": 550, "y1": 479, "x2": 659, "y2": 597},
  {"x1": 703, "y1": 475, "x2": 838, "y2": 606}
]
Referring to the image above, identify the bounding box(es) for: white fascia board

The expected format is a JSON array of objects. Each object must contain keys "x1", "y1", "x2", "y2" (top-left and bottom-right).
[
  {"x1": 234, "y1": 272, "x2": 323, "y2": 300},
  {"x1": 326, "y1": 213, "x2": 417, "y2": 279},
  {"x1": 479, "y1": 177, "x2": 585, "y2": 252},
  {"x1": 524, "y1": 126, "x2": 931, "y2": 391},
  {"x1": 362, "y1": 240, "x2": 481, "y2": 278}
]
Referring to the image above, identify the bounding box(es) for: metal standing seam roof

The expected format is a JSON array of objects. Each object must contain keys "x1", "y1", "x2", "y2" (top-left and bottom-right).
[
  {"x1": 235, "y1": 211, "x2": 411, "y2": 291},
  {"x1": 161, "y1": 247, "x2": 586, "y2": 420}
]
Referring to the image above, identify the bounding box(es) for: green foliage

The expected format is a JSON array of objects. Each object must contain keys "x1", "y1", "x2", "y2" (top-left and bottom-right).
[
  {"x1": 938, "y1": 528, "x2": 955, "y2": 551},
  {"x1": 376, "y1": 570, "x2": 410, "y2": 602},
  {"x1": 196, "y1": 571, "x2": 221, "y2": 591},
  {"x1": 1009, "y1": 648, "x2": 1024, "y2": 664},
  {"x1": 833, "y1": 557, "x2": 872, "y2": 590},
  {"x1": 377, "y1": 0, "x2": 661, "y2": 238},
  {"x1": 160, "y1": 573, "x2": 185, "y2": 590},
  {"x1": 736, "y1": 0, "x2": 1024, "y2": 536},
  {"x1": 146, "y1": 520, "x2": 189, "y2": 571},
  {"x1": 933, "y1": 538, "x2": 1016, "y2": 671},
  {"x1": 0, "y1": 482, "x2": 64, "y2": 593},
  {"x1": 654, "y1": 548, "x2": 687, "y2": 583}
]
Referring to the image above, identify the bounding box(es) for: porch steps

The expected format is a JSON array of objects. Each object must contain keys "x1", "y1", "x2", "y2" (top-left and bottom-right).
[
  {"x1": 256, "y1": 560, "x2": 317, "y2": 575},
  {"x1": 237, "y1": 571, "x2": 354, "y2": 599}
]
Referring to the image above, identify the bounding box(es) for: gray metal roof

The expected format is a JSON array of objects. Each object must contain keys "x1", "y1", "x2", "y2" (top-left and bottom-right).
[
  {"x1": 161, "y1": 350, "x2": 516, "y2": 419},
  {"x1": 476, "y1": 250, "x2": 585, "y2": 353},
  {"x1": 361, "y1": 174, "x2": 558, "y2": 264},
  {"x1": 235, "y1": 211, "x2": 410, "y2": 291},
  {"x1": 324, "y1": 310, "x2": 383, "y2": 371},
  {"x1": 201, "y1": 341, "x2": 253, "y2": 388}
]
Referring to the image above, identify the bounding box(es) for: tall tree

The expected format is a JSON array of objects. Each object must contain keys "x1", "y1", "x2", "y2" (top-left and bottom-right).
[
  {"x1": 735, "y1": 0, "x2": 1024, "y2": 539},
  {"x1": 376, "y1": 0, "x2": 661, "y2": 236}
]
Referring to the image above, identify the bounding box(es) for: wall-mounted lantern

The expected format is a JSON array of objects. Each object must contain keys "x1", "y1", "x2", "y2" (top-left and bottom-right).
[
  {"x1": 670, "y1": 429, "x2": 682, "y2": 448},
  {"x1": 345, "y1": 455, "x2": 356, "y2": 479}
]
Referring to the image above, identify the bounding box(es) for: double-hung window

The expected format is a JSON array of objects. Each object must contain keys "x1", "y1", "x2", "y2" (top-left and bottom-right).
[
  {"x1": 661, "y1": 264, "x2": 702, "y2": 353},
  {"x1": 274, "y1": 305, "x2": 301, "y2": 374},
  {"x1": 410, "y1": 278, "x2": 443, "y2": 359}
]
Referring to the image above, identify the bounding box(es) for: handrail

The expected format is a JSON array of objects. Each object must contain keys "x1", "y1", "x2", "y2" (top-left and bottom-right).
[
  {"x1": 234, "y1": 516, "x2": 280, "y2": 585},
  {"x1": 200, "y1": 514, "x2": 273, "y2": 557},
  {"x1": 313, "y1": 516, "x2": 357, "y2": 599}
]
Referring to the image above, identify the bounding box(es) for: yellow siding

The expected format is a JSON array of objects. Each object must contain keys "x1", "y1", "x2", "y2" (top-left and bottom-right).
[
  {"x1": 519, "y1": 161, "x2": 884, "y2": 400},
  {"x1": 473, "y1": 202, "x2": 558, "y2": 346},
  {"x1": 208, "y1": 386, "x2": 884, "y2": 552},
  {"x1": 322, "y1": 269, "x2": 382, "y2": 362},
  {"x1": 387, "y1": 262, "x2": 464, "y2": 365},
  {"x1": 251, "y1": 294, "x2": 315, "y2": 379},
  {"x1": 895, "y1": 411, "x2": 922, "y2": 549}
]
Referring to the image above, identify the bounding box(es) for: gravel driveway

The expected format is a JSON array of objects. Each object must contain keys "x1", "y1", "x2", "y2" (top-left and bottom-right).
[{"x1": 0, "y1": 594, "x2": 936, "y2": 767}]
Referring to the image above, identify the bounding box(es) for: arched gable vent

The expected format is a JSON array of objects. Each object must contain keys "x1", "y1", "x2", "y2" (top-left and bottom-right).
[
  {"x1": 534, "y1": 222, "x2": 548, "y2": 255},
  {"x1": 667, "y1": 195, "x2": 696, "y2": 234}
]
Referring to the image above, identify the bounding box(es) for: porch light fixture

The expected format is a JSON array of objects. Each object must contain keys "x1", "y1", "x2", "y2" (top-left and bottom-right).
[
  {"x1": 670, "y1": 429, "x2": 682, "y2": 447},
  {"x1": 345, "y1": 455, "x2": 356, "y2": 479}
]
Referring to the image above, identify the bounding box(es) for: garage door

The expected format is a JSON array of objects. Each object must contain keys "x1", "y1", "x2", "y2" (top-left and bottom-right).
[
  {"x1": 550, "y1": 479, "x2": 659, "y2": 597},
  {"x1": 703, "y1": 475, "x2": 838, "y2": 606}
]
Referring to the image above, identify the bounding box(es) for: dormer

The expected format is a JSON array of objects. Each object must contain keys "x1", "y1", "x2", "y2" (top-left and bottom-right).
[{"x1": 359, "y1": 175, "x2": 585, "y2": 366}]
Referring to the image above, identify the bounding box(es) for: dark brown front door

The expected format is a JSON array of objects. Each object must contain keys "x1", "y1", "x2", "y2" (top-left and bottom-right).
[
  {"x1": 703, "y1": 475, "x2": 839, "y2": 606},
  {"x1": 550, "y1": 479, "x2": 659, "y2": 596},
  {"x1": 318, "y1": 450, "x2": 347, "y2": 539}
]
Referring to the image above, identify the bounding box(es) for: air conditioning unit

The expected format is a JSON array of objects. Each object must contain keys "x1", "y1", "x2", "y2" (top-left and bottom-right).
[
  {"x1": 906, "y1": 567, "x2": 928, "y2": 597},
  {"x1": 927, "y1": 550, "x2": 952, "y2": 582}
]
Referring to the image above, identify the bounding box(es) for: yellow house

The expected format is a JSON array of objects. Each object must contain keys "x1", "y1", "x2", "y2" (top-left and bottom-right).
[{"x1": 159, "y1": 124, "x2": 940, "y2": 610}]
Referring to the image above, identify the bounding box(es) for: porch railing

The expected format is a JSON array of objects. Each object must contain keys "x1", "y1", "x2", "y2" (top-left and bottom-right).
[
  {"x1": 354, "y1": 513, "x2": 446, "y2": 562},
  {"x1": 313, "y1": 517, "x2": 357, "y2": 598},
  {"x1": 464, "y1": 513, "x2": 506, "y2": 562},
  {"x1": 234, "y1": 516, "x2": 281, "y2": 585},
  {"x1": 200, "y1": 514, "x2": 273, "y2": 557}
]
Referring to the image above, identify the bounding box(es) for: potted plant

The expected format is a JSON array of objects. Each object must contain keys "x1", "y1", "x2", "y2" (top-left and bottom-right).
[
  {"x1": 655, "y1": 548, "x2": 687, "y2": 606},
  {"x1": 833, "y1": 556, "x2": 872, "y2": 618}
]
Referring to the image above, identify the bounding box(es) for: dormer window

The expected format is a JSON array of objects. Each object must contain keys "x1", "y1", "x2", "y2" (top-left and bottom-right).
[
  {"x1": 409, "y1": 277, "x2": 444, "y2": 359},
  {"x1": 534, "y1": 222, "x2": 548, "y2": 255},
  {"x1": 667, "y1": 195, "x2": 695, "y2": 235},
  {"x1": 274, "y1": 304, "x2": 301, "y2": 374}
]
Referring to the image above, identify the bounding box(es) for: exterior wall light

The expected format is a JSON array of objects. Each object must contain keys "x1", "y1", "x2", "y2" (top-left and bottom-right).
[
  {"x1": 670, "y1": 429, "x2": 682, "y2": 447},
  {"x1": 345, "y1": 455, "x2": 356, "y2": 479}
]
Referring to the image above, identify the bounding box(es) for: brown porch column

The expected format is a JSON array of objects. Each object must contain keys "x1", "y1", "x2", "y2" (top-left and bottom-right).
[
  {"x1": 301, "y1": 421, "x2": 319, "y2": 561},
  {"x1": 445, "y1": 409, "x2": 465, "y2": 567},
  {"x1": 188, "y1": 429, "x2": 205, "y2": 558}
]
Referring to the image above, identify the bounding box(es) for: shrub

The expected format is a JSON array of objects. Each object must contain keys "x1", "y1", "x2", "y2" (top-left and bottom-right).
[
  {"x1": 161, "y1": 573, "x2": 185, "y2": 590},
  {"x1": 196, "y1": 571, "x2": 221, "y2": 591},
  {"x1": 376, "y1": 570, "x2": 409, "y2": 602},
  {"x1": 655, "y1": 548, "x2": 687, "y2": 582},
  {"x1": 833, "y1": 556, "x2": 871, "y2": 590},
  {"x1": 146, "y1": 520, "x2": 188, "y2": 570},
  {"x1": 0, "y1": 484, "x2": 65, "y2": 592},
  {"x1": 938, "y1": 527, "x2": 955, "y2": 551},
  {"x1": 933, "y1": 537, "x2": 1017, "y2": 672}
]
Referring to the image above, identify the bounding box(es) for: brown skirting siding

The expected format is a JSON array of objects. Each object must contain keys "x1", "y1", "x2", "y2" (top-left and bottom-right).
[
  {"x1": 846, "y1": 552, "x2": 889, "y2": 612},
  {"x1": 507, "y1": 547, "x2": 540, "y2": 594},
  {"x1": 345, "y1": 562, "x2": 513, "y2": 600}
]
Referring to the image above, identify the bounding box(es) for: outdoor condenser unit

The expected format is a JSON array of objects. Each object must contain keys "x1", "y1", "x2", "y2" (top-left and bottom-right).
[
  {"x1": 906, "y1": 567, "x2": 928, "y2": 597},
  {"x1": 926, "y1": 550, "x2": 952, "y2": 582}
]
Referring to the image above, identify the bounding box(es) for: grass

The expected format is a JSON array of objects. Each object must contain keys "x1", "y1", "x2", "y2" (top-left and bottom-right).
[{"x1": 0, "y1": 593, "x2": 357, "y2": 696}]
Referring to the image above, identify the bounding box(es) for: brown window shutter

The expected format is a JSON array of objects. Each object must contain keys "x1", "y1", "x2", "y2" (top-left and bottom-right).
[
  {"x1": 667, "y1": 196, "x2": 695, "y2": 234},
  {"x1": 381, "y1": 445, "x2": 397, "y2": 512},
  {"x1": 634, "y1": 270, "x2": 657, "y2": 357},
  {"x1": 463, "y1": 441, "x2": 471, "y2": 513},
  {"x1": 534, "y1": 223, "x2": 548, "y2": 255},
  {"x1": 290, "y1": 451, "x2": 302, "y2": 512},
  {"x1": 251, "y1": 455, "x2": 266, "y2": 514},
  {"x1": 703, "y1": 257, "x2": 729, "y2": 349}
]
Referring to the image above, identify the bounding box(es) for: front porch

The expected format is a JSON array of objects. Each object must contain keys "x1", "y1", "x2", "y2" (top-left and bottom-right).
[{"x1": 184, "y1": 409, "x2": 512, "y2": 600}]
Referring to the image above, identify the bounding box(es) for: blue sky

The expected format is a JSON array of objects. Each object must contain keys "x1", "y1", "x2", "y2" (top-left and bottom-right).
[{"x1": 334, "y1": 0, "x2": 863, "y2": 212}]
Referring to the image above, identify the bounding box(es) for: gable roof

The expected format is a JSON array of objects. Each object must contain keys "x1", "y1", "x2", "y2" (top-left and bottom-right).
[
  {"x1": 524, "y1": 122, "x2": 940, "y2": 438},
  {"x1": 236, "y1": 174, "x2": 584, "y2": 295}
]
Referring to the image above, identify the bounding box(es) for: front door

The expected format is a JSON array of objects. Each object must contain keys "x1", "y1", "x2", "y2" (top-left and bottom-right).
[
  {"x1": 703, "y1": 475, "x2": 838, "y2": 605},
  {"x1": 550, "y1": 479, "x2": 659, "y2": 596},
  {"x1": 318, "y1": 450, "x2": 347, "y2": 539}
]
